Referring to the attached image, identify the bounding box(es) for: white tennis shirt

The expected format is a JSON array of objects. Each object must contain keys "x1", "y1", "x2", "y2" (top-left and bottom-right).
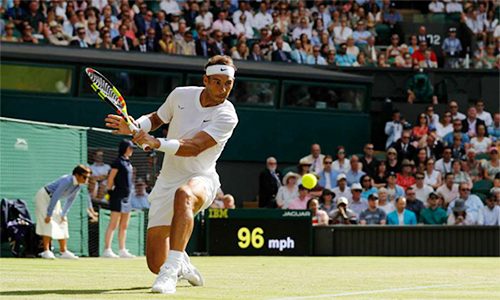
[{"x1": 157, "y1": 86, "x2": 238, "y2": 183}]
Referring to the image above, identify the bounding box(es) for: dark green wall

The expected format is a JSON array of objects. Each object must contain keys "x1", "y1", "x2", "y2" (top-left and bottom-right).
[{"x1": 2, "y1": 94, "x2": 370, "y2": 163}]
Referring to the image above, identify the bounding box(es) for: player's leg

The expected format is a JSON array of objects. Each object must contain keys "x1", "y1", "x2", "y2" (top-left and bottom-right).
[{"x1": 146, "y1": 225, "x2": 170, "y2": 274}]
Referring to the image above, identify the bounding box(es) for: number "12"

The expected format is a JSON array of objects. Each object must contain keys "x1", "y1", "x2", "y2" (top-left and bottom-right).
[{"x1": 237, "y1": 227, "x2": 264, "y2": 249}]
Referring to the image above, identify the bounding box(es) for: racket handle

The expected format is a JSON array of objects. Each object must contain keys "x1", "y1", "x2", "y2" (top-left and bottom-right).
[{"x1": 128, "y1": 123, "x2": 150, "y2": 151}]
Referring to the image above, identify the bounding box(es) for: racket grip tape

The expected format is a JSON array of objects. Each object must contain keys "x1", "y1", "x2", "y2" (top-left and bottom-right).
[{"x1": 128, "y1": 123, "x2": 150, "y2": 151}]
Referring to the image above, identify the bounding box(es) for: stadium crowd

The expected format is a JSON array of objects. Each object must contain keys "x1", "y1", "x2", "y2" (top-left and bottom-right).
[
  {"x1": 259, "y1": 100, "x2": 500, "y2": 226},
  {"x1": 1, "y1": 0, "x2": 500, "y2": 69}
]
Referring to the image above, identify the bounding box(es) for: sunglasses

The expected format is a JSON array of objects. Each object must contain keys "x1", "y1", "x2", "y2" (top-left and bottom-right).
[
  {"x1": 363, "y1": 179, "x2": 371, "y2": 182},
  {"x1": 324, "y1": 162, "x2": 333, "y2": 164},
  {"x1": 366, "y1": 147, "x2": 374, "y2": 150},
  {"x1": 388, "y1": 152, "x2": 396, "y2": 155},
  {"x1": 460, "y1": 188, "x2": 471, "y2": 191},
  {"x1": 81, "y1": 174, "x2": 90, "y2": 179},
  {"x1": 216, "y1": 35, "x2": 223, "y2": 38},
  {"x1": 416, "y1": 177, "x2": 424, "y2": 180}
]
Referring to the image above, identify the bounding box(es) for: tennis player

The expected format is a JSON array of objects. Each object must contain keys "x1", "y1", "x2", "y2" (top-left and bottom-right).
[{"x1": 105, "y1": 55, "x2": 238, "y2": 294}]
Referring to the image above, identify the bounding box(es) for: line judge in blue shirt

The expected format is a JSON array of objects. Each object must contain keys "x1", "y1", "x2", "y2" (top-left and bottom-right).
[{"x1": 35, "y1": 164, "x2": 94, "y2": 259}]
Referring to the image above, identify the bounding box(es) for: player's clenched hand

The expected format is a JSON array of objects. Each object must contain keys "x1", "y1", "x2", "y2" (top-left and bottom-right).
[
  {"x1": 133, "y1": 130, "x2": 160, "y2": 149},
  {"x1": 105, "y1": 114, "x2": 135, "y2": 135}
]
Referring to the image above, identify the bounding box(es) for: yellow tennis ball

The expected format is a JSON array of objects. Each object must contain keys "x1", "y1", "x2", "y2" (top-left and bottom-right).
[{"x1": 302, "y1": 173, "x2": 317, "y2": 189}]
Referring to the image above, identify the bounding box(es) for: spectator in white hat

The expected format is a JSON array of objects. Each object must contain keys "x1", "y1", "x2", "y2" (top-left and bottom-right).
[
  {"x1": 349, "y1": 183, "x2": 368, "y2": 218},
  {"x1": 329, "y1": 197, "x2": 357, "y2": 224},
  {"x1": 332, "y1": 173, "x2": 351, "y2": 203}
]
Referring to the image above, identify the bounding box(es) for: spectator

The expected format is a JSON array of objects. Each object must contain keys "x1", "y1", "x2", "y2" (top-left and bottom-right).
[
  {"x1": 174, "y1": 20, "x2": 188, "y2": 43},
  {"x1": 425, "y1": 133, "x2": 444, "y2": 161},
  {"x1": 352, "y1": 20, "x2": 371, "y2": 45},
  {"x1": 449, "y1": 101, "x2": 466, "y2": 121},
  {"x1": 419, "y1": 191, "x2": 448, "y2": 224},
  {"x1": 387, "y1": 196, "x2": 418, "y2": 225},
  {"x1": 408, "y1": 34, "x2": 419, "y2": 55},
  {"x1": 319, "y1": 189, "x2": 336, "y2": 215},
  {"x1": 451, "y1": 133, "x2": 466, "y2": 160},
  {"x1": 462, "y1": 106, "x2": 486, "y2": 139},
  {"x1": 463, "y1": 148, "x2": 483, "y2": 182},
  {"x1": 396, "y1": 48, "x2": 413, "y2": 68},
  {"x1": 88, "y1": 150, "x2": 111, "y2": 202},
  {"x1": 130, "y1": 178, "x2": 150, "y2": 210},
  {"x1": 386, "y1": 171, "x2": 405, "y2": 202},
  {"x1": 412, "y1": 172, "x2": 433, "y2": 202},
  {"x1": 445, "y1": 0, "x2": 463, "y2": 13},
  {"x1": 307, "y1": 45, "x2": 328, "y2": 65},
  {"x1": 335, "y1": 43, "x2": 357, "y2": 66},
  {"x1": 210, "y1": 29, "x2": 228, "y2": 56},
  {"x1": 300, "y1": 33, "x2": 313, "y2": 55},
  {"x1": 470, "y1": 124, "x2": 492, "y2": 154},
  {"x1": 404, "y1": 186, "x2": 426, "y2": 219},
  {"x1": 424, "y1": 157, "x2": 442, "y2": 189},
  {"x1": 406, "y1": 64, "x2": 438, "y2": 104},
  {"x1": 248, "y1": 42, "x2": 265, "y2": 61},
  {"x1": 435, "y1": 147, "x2": 453, "y2": 176},
  {"x1": 484, "y1": 10, "x2": 499, "y2": 41},
  {"x1": 396, "y1": 159, "x2": 416, "y2": 190},
  {"x1": 155, "y1": 11, "x2": 173, "y2": 40},
  {"x1": 195, "y1": 7, "x2": 213, "y2": 30},
  {"x1": 287, "y1": 12, "x2": 300, "y2": 36},
  {"x1": 253, "y1": 2, "x2": 273, "y2": 30},
  {"x1": 443, "y1": 118, "x2": 470, "y2": 147},
  {"x1": 135, "y1": 6, "x2": 156, "y2": 36},
  {"x1": 70, "y1": 26, "x2": 89, "y2": 47},
  {"x1": 429, "y1": 0, "x2": 445, "y2": 13},
  {"x1": 383, "y1": 2, "x2": 403, "y2": 38},
  {"x1": 442, "y1": 27, "x2": 462, "y2": 68},
  {"x1": 359, "y1": 143, "x2": 379, "y2": 178},
  {"x1": 346, "y1": 155, "x2": 365, "y2": 187},
  {"x1": 25, "y1": 0, "x2": 45, "y2": 34},
  {"x1": 484, "y1": 147, "x2": 500, "y2": 182},
  {"x1": 451, "y1": 159, "x2": 472, "y2": 187},
  {"x1": 465, "y1": 10, "x2": 484, "y2": 36},
  {"x1": 386, "y1": 34, "x2": 403, "y2": 61},
  {"x1": 272, "y1": 37, "x2": 292, "y2": 62},
  {"x1": 412, "y1": 41, "x2": 437, "y2": 65},
  {"x1": 235, "y1": 13, "x2": 254, "y2": 39},
  {"x1": 159, "y1": 28, "x2": 175, "y2": 54},
  {"x1": 308, "y1": 198, "x2": 329, "y2": 226},
  {"x1": 375, "y1": 53, "x2": 390, "y2": 67},
  {"x1": 414, "y1": 148, "x2": 429, "y2": 173},
  {"x1": 333, "y1": 17, "x2": 352, "y2": 45},
  {"x1": 488, "y1": 113, "x2": 500, "y2": 143},
  {"x1": 331, "y1": 146, "x2": 350, "y2": 174},
  {"x1": 417, "y1": 26, "x2": 430, "y2": 45},
  {"x1": 142, "y1": 27, "x2": 157, "y2": 52},
  {"x1": 291, "y1": 39, "x2": 308, "y2": 64},
  {"x1": 360, "y1": 174, "x2": 377, "y2": 199},
  {"x1": 175, "y1": 30, "x2": 195, "y2": 55},
  {"x1": 288, "y1": 184, "x2": 312, "y2": 210},
  {"x1": 132, "y1": 34, "x2": 150, "y2": 53},
  {"x1": 98, "y1": 31, "x2": 113, "y2": 50},
  {"x1": 212, "y1": 10, "x2": 237, "y2": 37},
  {"x1": 354, "y1": 51, "x2": 371, "y2": 67},
  {"x1": 232, "y1": 2, "x2": 253, "y2": 26},
  {"x1": 300, "y1": 144, "x2": 324, "y2": 174},
  {"x1": 183, "y1": 2, "x2": 199, "y2": 29},
  {"x1": 362, "y1": 36, "x2": 378, "y2": 64},
  {"x1": 112, "y1": 24, "x2": 133, "y2": 51},
  {"x1": 413, "y1": 113, "x2": 429, "y2": 146},
  {"x1": 1, "y1": 22, "x2": 18, "y2": 42},
  {"x1": 349, "y1": 183, "x2": 369, "y2": 218},
  {"x1": 232, "y1": 40, "x2": 249, "y2": 60},
  {"x1": 359, "y1": 193, "x2": 387, "y2": 225},
  {"x1": 377, "y1": 187, "x2": 395, "y2": 215},
  {"x1": 6, "y1": 0, "x2": 26, "y2": 28},
  {"x1": 258, "y1": 157, "x2": 282, "y2": 208},
  {"x1": 366, "y1": 2, "x2": 382, "y2": 31},
  {"x1": 346, "y1": 36, "x2": 359, "y2": 58},
  {"x1": 385, "y1": 110, "x2": 404, "y2": 149},
  {"x1": 476, "y1": 100, "x2": 493, "y2": 127},
  {"x1": 436, "y1": 173, "x2": 459, "y2": 208},
  {"x1": 386, "y1": 147, "x2": 401, "y2": 174},
  {"x1": 276, "y1": 172, "x2": 299, "y2": 209},
  {"x1": 393, "y1": 131, "x2": 417, "y2": 163},
  {"x1": 420, "y1": 49, "x2": 439, "y2": 68},
  {"x1": 436, "y1": 111, "x2": 454, "y2": 140},
  {"x1": 20, "y1": 25, "x2": 38, "y2": 44},
  {"x1": 448, "y1": 182, "x2": 484, "y2": 223},
  {"x1": 329, "y1": 197, "x2": 358, "y2": 224},
  {"x1": 332, "y1": 173, "x2": 352, "y2": 203},
  {"x1": 448, "y1": 199, "x2": 476, "y2": 225},
  {"x1": 317, "y1": 155, "x2": 340, "y2": 190},
  {"x1": 159, "y1": 0, "x2": 181, "y2": 17},
  {"x1": 47, "y1": 22, "x2": 71, "y2": 46},
  {"x1": 478, "y1": 192, "x2": 500, "y2": 225},
  {"x1": 372, "y1": 161, "x2": 388, "y2": 189}
]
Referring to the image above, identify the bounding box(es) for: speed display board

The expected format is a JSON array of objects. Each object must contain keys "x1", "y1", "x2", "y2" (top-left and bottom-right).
[{"x1": 206, "y1": 209, "x2": 312, "y2": 256}]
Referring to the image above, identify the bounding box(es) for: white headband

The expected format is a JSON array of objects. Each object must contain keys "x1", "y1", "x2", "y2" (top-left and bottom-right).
[{"x1": 206, "y1": 65, "x2": 235, "y2": 78}]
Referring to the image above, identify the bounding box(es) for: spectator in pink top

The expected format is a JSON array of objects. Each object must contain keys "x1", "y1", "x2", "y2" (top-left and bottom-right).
[{"x1": 288, "y1": 184, "x2": 312, "y2": 210}]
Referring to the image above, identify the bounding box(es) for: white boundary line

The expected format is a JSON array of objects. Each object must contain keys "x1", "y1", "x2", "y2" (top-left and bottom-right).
[{"x1": 271, "y1": 281, "x2": 499, "y2": 300}]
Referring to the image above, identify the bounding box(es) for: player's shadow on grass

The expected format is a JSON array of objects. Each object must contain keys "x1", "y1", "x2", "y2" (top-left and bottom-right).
[{"x1": 0, "y1": 286, "x2": 150, "y2": 296}]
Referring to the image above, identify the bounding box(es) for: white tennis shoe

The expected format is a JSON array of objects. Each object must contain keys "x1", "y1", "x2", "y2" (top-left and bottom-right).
[
  {"x1": 40, "y1": 250, "x2": 56, "y2": 259},
  {"x1": 101, "y1": 248, "x2": 119, "y2": 258},
  {"x1": 118, "y1": 249, "x2": 136, "y2": 259},
  {"x1": 60, "y1": 250, "x2": 79, "y2": 259},
  {"x1": 179, "y1": 252, "x2": 204, "y2": 286},
  {"x1": 151, "y1": 265, "x2": 178, "y2": 294}
]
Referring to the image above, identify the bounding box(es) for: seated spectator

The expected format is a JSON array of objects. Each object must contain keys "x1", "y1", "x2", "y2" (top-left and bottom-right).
[
  {"x1": 387, "y1": 196, "x2": 418, "y2": 225},
  {"x1": 212, "y1": 10, "x2": 237, "y2": 38},
  {"x1": 332, "y1": 173, "x2": 352, "y2": 203},
  {"x1": 451, "y1": 159, "x2": 472, "y2": 187},
  {"x1": 308, "y1": 198, "x2": 329, "y2": 226},
  {"x1": 448, "y1": 182, "x2": 484, "y2": 223},
  {"x1": 386, "y1": 34, "x2": 403, "y2": 62},
  {"x1": 476, "y1": 100, "x2": 493, "y2": 127},
  {"x1": 470, "y1": 124, "x2": 492, "y2": 154},
  {"x1": 158, "y1": 29, "x2": 175, "y2": 54},
  {"x1": 352, "y1": 20, "x2": 371, "y2": 45},
  {"x1": 276, "y1": 172, "x2": 299, "y2": 209},
  {"x1": 376, "y1": 53, "x2": 390, "y2": 67},
  {"x1": 425, "y1": 133, "x2": 445, "y2": 161},
  {"x1": 424, "y1": 157, "x2": 442, "y2": 189},
  {"x1": 377, "y1": 187, "x2": 395, "y2": 215},
  {"x1": 301, "y1": 144, "x2": 325, "y2": 174},
  {"x1": 353, "y1": 52, "x2": 371, "y2": 67},
  {"x1": 406, "y1": 64, "x2": 438, "y2": 104},
  {"x1": 195, "y1": 29, "x2": 210, "y2": 57},
  {"x1": 131, "y1": 179, "x2": 150, "y2": 210},
  {"x1": 481, "y1": 44, "x2": 498, "y2": 69},
  {"x1": 317, "y1": 155, "x2": 340, "y2": 190},
  {"x1": 272, "y1": 37, "x2": 292, "y2": 62},
  {"x1": 360, "y1": 175, "x2": 377, "y2": 200},
  {"x1": 442, "y1": 27, "x2": 462, "y2": 68},
  {"x1": 1, "y1": 22, "x2": 18, "y2": 43},
  {"x1": 383, "y1": 2, "x2": 403, "y2": 38},
  {"x1": 195, "y1": 7, "x2": 213, "y2": 30},
  {"x1": 463, "y1": 149, "x2": 483, "y2": 182},
  {"x1": 448, "y1": 199, "x2": 476, "y2": 225},
  {"x1": 88, "y1": 150, "x2": 111, "y2": 201},
  {"x1": 297, "y1": 159, "x2": 312, "y2": 185},
  {"x1": 248, "y1": 42, "x2": 265, "y2": 61},
  {"x1": 385, "y1": 110, "x2": 404, "y2": 150},
  {"x1": 332, "y1": 146, "x2": 350, "y2": 174},
  {"x1": 386, "y1": 171, "x2": 405, "y2": 203},
  {"x1": 484, "y1": 147, "x2": 500, "y2": 181},
  {"x1": 396, "y1": 50, "x2": 413, "y2": 68},
  {"x1": 386, "y1": 148, "x2": 401, "y2": 174},
  {"x1": 48, "y1": 21, "x2": 71, "y2": 46},
  {"x1": 478, "y1": 192, "x2": 500, "y2": 225},
  {"x1": 335, "y1": 43, "x2": 357, "y2": 66},
  {"x1": 299, "y1": 33, "x2": 313, "y2": 55},
  {"x1": 372, "y1": 161, "x2": 388, "y2": 189},
  {"x1": 306, "y1": 45, "x2": 327, "y2": 65},
  {"x1": 413, "y1": 113, "x2": 429, "y2": 145},
  {"x1": 6, "y1": 0, "x2": 27, "y2": 27},
  {"x1": 419, "y1": 191, "x2": 448, "y2": 225},
  {"x1": 449, "y1": 101, "x2": 466, "y2": 121},
  {"x1": 359, "y1": 193, "x2": 387, "y2": 225},
  {"x1": 408, "y1": 34, "x2": 419, "y2": 55},
  {"x1": 444, "y1": 118, "x2": 470, "y2": 147},
  {"x1": 393, "y1": 131, "x2": 417, "y2": 163},
  {"x1": 70, "y1": 26, "x2": 89, "y2": 47},
  {"x1": 436, "y1": 111, "x2": 454, "y2": 140},
  {"x1": 349, "y1": 183, "x2": 368, "y2": 218},
  {"x1": 20, "y1": 25, "x2": 38, "y2": 44},
  {"x1": 233, "y1": 40, "x2": 249, "y2": 60},
  {"x1": 405, "y1": 186, "x2": 426, "y2": 219},
  {"x1": 112, "y1": 24, "x2": 133, "y2": 51},
  {"x1": 290, "y1": 39, "x2": 308, "y2": 64},
  {"x1": 419, "y1": 50, "x2": 439, "y2": 68},
  {"x1": 333, "y1": 17, "x2": 352, "y2": 45},
  {"x1": 319, "y1": 189, "x2": 336, "y2": 215},
  {"x1": 437, "y1": 173, "x2": 459, "y2": 208},
  {"x1": 232, "y1": 2, "x2": 252, "y2": 26},
  {"x1": 412, "y1": 41, "x2": 437, "y2": 65},
  {"x1": 414, "y1": 148, "x2": 428, "y2": 173},
  {"x1": 465, "y1": 10, "x2": 484, "y2": 36},
  {"x1": 235, "y1": 14, "x2": 254, "y2": 39},
  {"x1": 488, "y1": 113, "x2": 500, "y2": 143},
  {"x1": 446, "y1": 0, "x2": 463, "y2": 14},
  {"x1": 396, "y1": 159, "x2": 416, "y2": 190},
  {"x1": 346, "y1": 36, "x2": 359, "y2": 58},
  {"x1": 412, "y1": 172, "x2": 433, "y2": 202},
  {"x1": 97, "y1": 31, "x2": 113, "y2": 50},
  {"x1": 288, "y1": 184, "x2": 312, "y2": 210},
  {"x1": 346, "y1": 155, "x2": 365, "y2": 187},
  {"x1": 451, "y1": 133, "x2": 466, "y2": 160},
  {"x1": 253, "y1": 2, "x2": 273, "y2": 31},
  {"x1": 175, "y1": 30, "x2": 195, "y2": 55},
  {"x1": 132, "y1": 34, "x2": 149, "y2": 52},
  {"x1": 259, "y1": 157, "x2": 282, "y2": 208},
  {"x1": 462, "y1": 106, "x2": 485, "y2": 139},
  {"x1": 329, "y1": 197, "x2": 358, "y2": 224},
  {"x1": 429, "y1": 0, "x2": 445, "y2": 13},
  {"x1": 210, "y1": 29, "x2": 229, "y2": 56},
  {"x1": 211, "y1": 188, "x2": 236, "y2": 209},
  {"x1": 362, "y1": 36, "x2": 378, "y2": 65}
]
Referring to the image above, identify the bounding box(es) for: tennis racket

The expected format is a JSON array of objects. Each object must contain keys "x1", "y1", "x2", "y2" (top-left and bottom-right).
[{"x1": 85, "y1": 68, "x2": 150, "y2": 150}]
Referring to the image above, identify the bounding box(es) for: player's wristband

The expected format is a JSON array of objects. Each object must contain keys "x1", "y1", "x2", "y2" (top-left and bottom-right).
[
  {"x1": 158, "y1": 138, "x2": 180, "y2": 155},
  {"x1": 136, "y1": 115, "x2": 152, "y2": 132}
]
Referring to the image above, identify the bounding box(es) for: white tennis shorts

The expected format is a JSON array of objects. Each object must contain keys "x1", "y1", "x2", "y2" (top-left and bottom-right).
[{"x1": 147, "y1": 174, "x2": 218, "y2": 228}]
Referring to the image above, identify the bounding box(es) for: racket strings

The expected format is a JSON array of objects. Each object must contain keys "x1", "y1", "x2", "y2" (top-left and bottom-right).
[{"x1": 89, "y1": 72, "x2": 122, "y2": 108}]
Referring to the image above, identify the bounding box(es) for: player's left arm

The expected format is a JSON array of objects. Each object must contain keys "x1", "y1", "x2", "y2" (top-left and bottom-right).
[{"x1": 133, "y1": 130, "x2": 217, "y2": 157}]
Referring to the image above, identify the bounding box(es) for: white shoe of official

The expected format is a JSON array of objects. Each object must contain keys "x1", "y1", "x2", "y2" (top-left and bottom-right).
[
  {"x1": 101, "y1": 248, "x2": 119, "y2": 258},
  {"x1": 40, "y1": 250, "x2": 56, "y2": 259},
  {"x1": 151, "y1": 265, "x2": 178, "y2": 294},
  {"x1": 179, "y1": 252, "x2": 204, "y2": 286},
  {"x1": 119, "y1": 249, "x2": 136, "y2": 259},
  {"x1": 60, "y1": 250, "x2": 79, "y2": 259}
]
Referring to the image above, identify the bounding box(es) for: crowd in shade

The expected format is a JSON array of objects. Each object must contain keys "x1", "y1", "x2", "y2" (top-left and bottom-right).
[
  {"x1": 259, "y1": 100, "x2": 500, "y2": 226},
  {"x1": 1, "y1": 0, "x2": 500, "y2": 69}
]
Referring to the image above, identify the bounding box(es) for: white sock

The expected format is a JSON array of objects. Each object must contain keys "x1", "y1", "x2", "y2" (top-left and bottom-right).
[{"x1": 165, "y1": 250, "x2": 183, "y2": 271}]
